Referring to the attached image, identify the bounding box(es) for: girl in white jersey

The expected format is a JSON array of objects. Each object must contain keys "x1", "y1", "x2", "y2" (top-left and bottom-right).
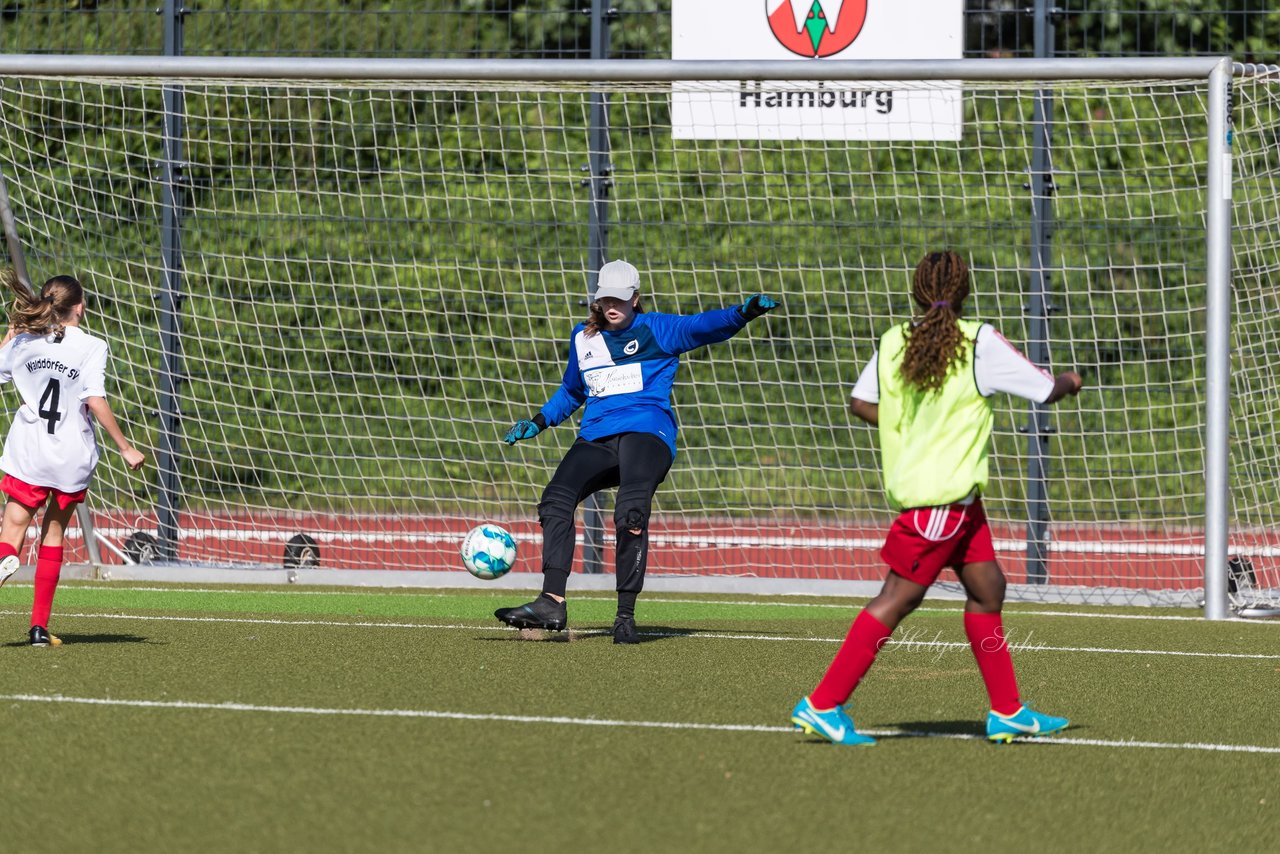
[{"x1": 0, "y1": 272, "x2": 145, "y2": 646}]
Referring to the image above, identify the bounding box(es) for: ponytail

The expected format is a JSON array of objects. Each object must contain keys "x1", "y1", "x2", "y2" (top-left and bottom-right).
[{"x1": 4, "y1": 271, "x2": 83, "y2": 338}]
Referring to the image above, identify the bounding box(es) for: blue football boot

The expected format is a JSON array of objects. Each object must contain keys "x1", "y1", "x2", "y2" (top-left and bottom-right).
[
  {"x1": 790, "y1": 696, "x2": 876, "y2": 746},
  {"x1": 986, "y1": 705, "x2": 1069, "y2": 743}
]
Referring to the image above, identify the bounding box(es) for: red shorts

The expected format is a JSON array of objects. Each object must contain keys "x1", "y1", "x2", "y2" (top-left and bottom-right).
[
  {"x1": 1, "y1": 474, "x2": 87, "y2": 511},
  {"x1": 880, "y1": 498, "x2": 997, "y2": 587}
]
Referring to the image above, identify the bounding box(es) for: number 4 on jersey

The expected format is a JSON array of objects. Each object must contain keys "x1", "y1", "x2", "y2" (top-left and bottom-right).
[{"x1": 38, "y1": 378, "x2": 61, "y2": 434}]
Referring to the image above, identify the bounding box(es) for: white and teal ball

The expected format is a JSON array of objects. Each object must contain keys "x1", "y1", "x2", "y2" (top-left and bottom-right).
[{"x1": 461, "y1": 523, "x2": 518, "y2": 580}]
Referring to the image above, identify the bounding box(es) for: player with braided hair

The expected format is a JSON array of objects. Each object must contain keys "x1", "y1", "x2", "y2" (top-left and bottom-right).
[
  {"x1": 790, "y1": 251, "x2": 1082, "y2": 745},
  {"x1": 0, "y1": 271, "x2": 145, "y2": 646},
  {"x1": 900, "y1": 248, "x2": 972, "y2": 391}
]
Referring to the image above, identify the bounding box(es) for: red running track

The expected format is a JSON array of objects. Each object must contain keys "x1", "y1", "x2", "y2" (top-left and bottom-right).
[{"x1": 54, "y1": 511, "x2": 1280, "y2": 592}]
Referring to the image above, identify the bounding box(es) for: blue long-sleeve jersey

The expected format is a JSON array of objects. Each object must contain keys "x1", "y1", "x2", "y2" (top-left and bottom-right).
[{"x1": 537, "y1": 306, "x2": 751, "y2": 459}]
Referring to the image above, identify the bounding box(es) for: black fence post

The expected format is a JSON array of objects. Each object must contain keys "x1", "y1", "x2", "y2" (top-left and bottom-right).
[
  {"x1": 1022, "y1": 0, "x2": 1060, "y2": 584},
  {"x1": 156, "y1": 0, "x2": 189, "y2": 562}
]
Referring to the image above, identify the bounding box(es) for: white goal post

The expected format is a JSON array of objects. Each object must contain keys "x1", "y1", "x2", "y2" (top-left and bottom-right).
[{"x1": 0, "y1": 55, "x2": 1275, "y2": 618}]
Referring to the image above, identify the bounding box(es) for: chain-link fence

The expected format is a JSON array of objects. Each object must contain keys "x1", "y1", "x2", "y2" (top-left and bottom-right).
[{"x1": 2, "y1": 2, "x2": 1278, "y2": 61}]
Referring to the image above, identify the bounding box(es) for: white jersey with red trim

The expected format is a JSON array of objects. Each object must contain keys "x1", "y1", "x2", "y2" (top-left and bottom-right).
[{"x1": 0, "y1": 326, "x2": 109, "y2": 491}]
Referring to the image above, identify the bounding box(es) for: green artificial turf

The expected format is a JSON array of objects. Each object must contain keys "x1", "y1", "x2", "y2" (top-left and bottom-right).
[{"x1": 2, "y1": 582, "x2": 1277, "y2": 853}]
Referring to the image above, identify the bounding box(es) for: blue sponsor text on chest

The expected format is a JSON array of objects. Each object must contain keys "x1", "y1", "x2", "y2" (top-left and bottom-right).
[{"x1": 25, "y1": 358, "x2": 80, "y2": 380}]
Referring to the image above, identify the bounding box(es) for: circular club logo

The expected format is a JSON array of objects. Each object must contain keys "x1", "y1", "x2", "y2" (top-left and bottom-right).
[{"x1": 767, "y1": 1, "x2": 868, "y2": 58}]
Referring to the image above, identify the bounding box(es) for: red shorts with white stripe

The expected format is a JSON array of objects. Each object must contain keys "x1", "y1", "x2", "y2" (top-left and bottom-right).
[
  {"x1": 880, "y1": 498, "x2": 997, "y2": 587},
  {"x1": 1, "y1": 474, "x2": 86, "y2": 511}
]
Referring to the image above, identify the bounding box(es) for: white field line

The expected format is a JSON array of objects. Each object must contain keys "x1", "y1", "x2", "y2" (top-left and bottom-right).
[
  {"x1": 37, "y1": 584, "x2": 1241, "y2": 623},
  {"x1": 3, "y1": 692, "x2": 1279, "y2": 756},
  {"x1": 3, "y1": 608, "x2": 1278, "y2": 660}
]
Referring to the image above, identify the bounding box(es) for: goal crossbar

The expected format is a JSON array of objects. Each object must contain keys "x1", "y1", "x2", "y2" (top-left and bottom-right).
[{"x1": 0, "y1": 54, "x2": 1231, "y2": 82}]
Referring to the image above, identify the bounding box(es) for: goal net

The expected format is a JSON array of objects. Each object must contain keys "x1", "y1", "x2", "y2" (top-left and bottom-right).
[{"x1": 0, "y1": 61, "x2": 1274, "y2": 607}]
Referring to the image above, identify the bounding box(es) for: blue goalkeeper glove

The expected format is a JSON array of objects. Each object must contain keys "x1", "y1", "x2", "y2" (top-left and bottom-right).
[
  {"x1": 739, "y1": 294, "x2": 779, "y2": 321},
  {"x1": 504, "y1": 414, "x2": 546, "y2": 445}
]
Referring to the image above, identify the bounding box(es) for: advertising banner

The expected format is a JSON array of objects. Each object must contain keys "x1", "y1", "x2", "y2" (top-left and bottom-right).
[{"x1": 672, "y1": 1, "x2": 965, "y2": 140}]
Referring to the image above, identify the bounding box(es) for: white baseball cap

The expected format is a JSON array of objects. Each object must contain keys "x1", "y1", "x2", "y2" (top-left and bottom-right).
[{"x1": 593, "y1": 259, "x2": 640, "y2": 301}]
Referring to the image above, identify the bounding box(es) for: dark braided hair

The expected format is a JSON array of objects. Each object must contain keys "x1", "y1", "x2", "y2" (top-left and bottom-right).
[
  {"x1": 899, "y1": 251, "x2": 972, "y2": 393},
  {"x1": 3, "y1": 270, "x2": 83, "y2": 338}
]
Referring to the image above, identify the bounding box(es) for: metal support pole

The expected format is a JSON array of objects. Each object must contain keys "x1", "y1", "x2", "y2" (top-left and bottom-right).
[
  {"x1": 1203, "y1": 58, "x2": 1233, "y2": 621},
  {"x1": 1022, "y1": 0, "x2": 1059, "y2": 585},
  {"x1": 0, "y1": 56, "x2": 1229, "y2": 83},
  {"x1": 0, "y1": 167, "x2": 32, "y2": 291},
  {"x1": 75, "y1": 503, "x2": 104, "y2": 571},
  {"x1": 156, "y1": 0, "x2": 188, "y2": 562},
  {"x1": 581, "y1": 0, "x2": 616, "y2": 575}
]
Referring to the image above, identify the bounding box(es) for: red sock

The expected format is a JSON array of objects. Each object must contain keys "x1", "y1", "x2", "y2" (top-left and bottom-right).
[
  {"x1": 31, "y1": 544, "x2": 63, "y2": 629},
  {"x1": 809, "y1": 610, "x2": 893, "y2": 709},
  {"x1": 0, "y1": 541, "x2": 16, "y2": 560},
  {"x1": 964, "y1": 611, "x2": 1021, "y2": 715}
]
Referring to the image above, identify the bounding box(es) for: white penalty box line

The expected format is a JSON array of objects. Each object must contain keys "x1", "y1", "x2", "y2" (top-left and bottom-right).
[
  {"x1": 47, "y1": 584, "x2": 1275, "y2": 623},
  {"x1": 2, "y1": 693, "x2": 1277, "y2": 757},
  {"x1": 3, "y1": 608, "x2": 1280, "y2": 661},
  {"x1": 45, "y1": 581, "x2": 1280, "y2": 622}
]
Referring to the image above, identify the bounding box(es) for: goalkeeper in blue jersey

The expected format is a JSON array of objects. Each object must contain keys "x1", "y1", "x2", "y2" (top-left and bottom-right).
[{"x1": 498, "y1": 259, "x2": 778, "y2": 643}]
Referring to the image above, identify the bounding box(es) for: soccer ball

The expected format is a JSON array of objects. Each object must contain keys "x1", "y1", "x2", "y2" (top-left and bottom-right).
[{"x1": 460, "y1": 523, "x2": 518, "y2": 580}]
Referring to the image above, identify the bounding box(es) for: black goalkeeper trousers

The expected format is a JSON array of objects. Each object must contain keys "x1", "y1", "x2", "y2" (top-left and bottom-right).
[{"x1": 537, "y1": 432, "x2": 673, "y2": 599}]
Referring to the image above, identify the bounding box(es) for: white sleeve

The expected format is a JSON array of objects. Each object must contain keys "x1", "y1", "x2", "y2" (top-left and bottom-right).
[
  {"x1": 78, "y1": 341, "x2": 108, "y2": 399},
  {"x1": 974, "y1": 325, "x2": 1055, "y2": 402},
  {"x1": 850, "y1": 351, "x2": 879, "y2": 403},
  {"x1": 0, "y1": 339, "x2": 13, "y2": 384}
]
